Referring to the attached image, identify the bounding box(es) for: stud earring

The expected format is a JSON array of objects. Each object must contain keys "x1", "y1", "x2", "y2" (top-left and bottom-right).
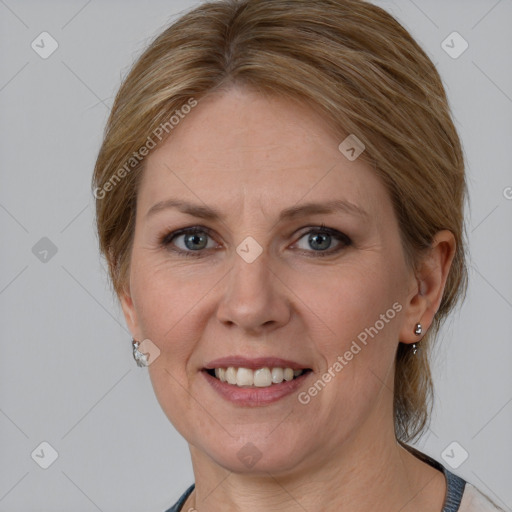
[
  {"x1": 411, "y1": 323, "x2": 422, "y2": 355},
  {"x1": 132, "y1": 339, "x2": 149, "y2": 367}
]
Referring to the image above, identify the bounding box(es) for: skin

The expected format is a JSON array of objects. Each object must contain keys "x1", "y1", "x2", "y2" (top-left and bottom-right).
[{"x1": 120, "y1": 86, "x2": 456, "y2": 512}]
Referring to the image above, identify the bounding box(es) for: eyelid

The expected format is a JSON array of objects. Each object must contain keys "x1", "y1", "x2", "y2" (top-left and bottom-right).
[{"x1": 160, "y1": 225, "x2": 214, "y2": 243}]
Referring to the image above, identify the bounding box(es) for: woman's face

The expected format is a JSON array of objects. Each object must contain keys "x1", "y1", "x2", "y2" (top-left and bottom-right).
[{"x1": 121, "y1": 87, "x2": 419, "y2": 474}]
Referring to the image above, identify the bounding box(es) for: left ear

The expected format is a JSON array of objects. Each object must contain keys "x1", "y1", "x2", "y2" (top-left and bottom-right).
[{"x1": 399, "y1": 230, "x2": 456, "y2": 343}]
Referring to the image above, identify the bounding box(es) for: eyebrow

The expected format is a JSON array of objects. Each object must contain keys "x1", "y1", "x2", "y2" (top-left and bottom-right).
[{"x1": 145, "y1": 198, "x2": 369, "y2": 222}]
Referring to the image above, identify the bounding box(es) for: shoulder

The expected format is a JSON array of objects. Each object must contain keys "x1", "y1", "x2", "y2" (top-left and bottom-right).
[
  {"x1": 163, "y1": 484, "x2": 195, "y2": 512},
  {"x1": 399, "y1": 443, "x2": 505, "y2": 512},
  {"x1": 459, "y1": 482, "x2": 506, "y2": 512}
]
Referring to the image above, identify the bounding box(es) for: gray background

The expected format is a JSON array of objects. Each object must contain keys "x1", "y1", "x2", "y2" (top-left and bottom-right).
[{"x1": 0, "y1": 0, "x2": 511, "y2": 510}]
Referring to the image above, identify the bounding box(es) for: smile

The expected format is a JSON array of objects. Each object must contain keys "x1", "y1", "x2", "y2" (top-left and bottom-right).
[{"x1": 206, "y1": 367, "x2": 311, "y2": 388}]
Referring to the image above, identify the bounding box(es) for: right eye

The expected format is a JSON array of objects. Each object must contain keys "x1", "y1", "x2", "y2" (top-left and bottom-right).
[{"x1": 160, "y1": 226, "x2": 219, "y2": 257}]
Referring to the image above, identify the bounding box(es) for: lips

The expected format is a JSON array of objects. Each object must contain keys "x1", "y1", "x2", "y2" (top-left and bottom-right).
[{"x1": 201, "y1": 356, "x2": 312, "y2": 406}]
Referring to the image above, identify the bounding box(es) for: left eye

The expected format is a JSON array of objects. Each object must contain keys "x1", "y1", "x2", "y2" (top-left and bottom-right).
[{"x1": 293, "y1": 227, "x2": 352, "y2": 255}]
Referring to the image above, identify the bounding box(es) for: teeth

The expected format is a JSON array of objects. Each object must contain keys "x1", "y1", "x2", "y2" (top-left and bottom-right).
[
  {"x1": 271, "y1": 367, "x2": 284, "y2": 384},
  {"x1": 225, "y1": 367, "x2": 237, "y2": 385},
  {"x1": 211, "y1": 366, "x2": 305, "y2": 387},
  {"x1": 216, "y1": 368, "x2": 226, "y2": 382},
  {"x1": 236, "y1": 367, "x2": 253, "y2": 386}
]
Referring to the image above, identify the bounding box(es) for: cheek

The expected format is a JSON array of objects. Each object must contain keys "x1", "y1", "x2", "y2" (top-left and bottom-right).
[
  {"x1": 291, "y1": 262, "x2": 403, "y2": 354},
  {"x1": 131, "y1": 259, "x2": 212, "y2": 434},
  {"x1": 128, "y1": 261, "x2": 210, "y2": 388},
  {"x1": 294, "y1": 265, "x2": 403, "y2": 439},
  {"x1": 131, "y1": 254, "x2": 216, "y2": 337}
]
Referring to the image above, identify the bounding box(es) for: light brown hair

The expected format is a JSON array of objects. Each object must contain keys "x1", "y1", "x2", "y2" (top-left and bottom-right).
[{"x1": 93, "y1": 0, "x2": 468, "y2": 442}]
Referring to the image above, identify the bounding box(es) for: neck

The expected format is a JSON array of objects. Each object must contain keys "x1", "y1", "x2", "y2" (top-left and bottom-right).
[{"x1": 184, "y1": 411, "x2": 445, "y2": 512}]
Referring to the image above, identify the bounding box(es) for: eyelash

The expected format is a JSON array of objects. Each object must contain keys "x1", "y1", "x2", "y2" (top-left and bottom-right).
[{"x1": 158, "y1": 223, "x2": 352, "y2": 259}]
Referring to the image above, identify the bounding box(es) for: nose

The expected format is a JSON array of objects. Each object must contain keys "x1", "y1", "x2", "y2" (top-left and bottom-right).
[{"x1": 215, "y1": 248, "x2": 291, "y2": 335}]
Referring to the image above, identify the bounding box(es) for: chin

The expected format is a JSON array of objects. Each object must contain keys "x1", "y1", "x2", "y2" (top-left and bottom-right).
[{"x1": 199, "y1": 433, "x2": 310, "y2": 475}]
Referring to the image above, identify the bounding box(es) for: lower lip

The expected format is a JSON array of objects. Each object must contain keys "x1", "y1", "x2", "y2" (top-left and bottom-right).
[{"x1": 202, "y1": 370, "x2": 310, "y2": 407}]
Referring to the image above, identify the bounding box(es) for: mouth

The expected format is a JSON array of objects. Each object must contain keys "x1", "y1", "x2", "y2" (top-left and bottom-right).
[{"x1": 204, "y1": 366, "x2": 313, "y2": 388}]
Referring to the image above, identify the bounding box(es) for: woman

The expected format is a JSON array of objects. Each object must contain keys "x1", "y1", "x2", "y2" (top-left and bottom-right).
[{"x1": 92, "y1": 0, "x2": 504, "y2": 510}]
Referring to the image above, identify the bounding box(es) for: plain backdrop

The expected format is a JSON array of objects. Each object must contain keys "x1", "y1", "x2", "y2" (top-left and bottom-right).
[{"x1": 0, "y1": 0, "x2": 511, "y2": 511}]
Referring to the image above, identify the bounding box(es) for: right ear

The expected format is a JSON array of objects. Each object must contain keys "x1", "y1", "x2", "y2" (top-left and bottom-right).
[{"x1": 119, "y1": 283, "x2": 141, "y2": 339}]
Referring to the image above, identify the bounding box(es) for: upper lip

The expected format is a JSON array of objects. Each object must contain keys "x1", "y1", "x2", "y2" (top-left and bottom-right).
[{"x1": 204, "y1": 356, "x2": 310, "y2": 371}]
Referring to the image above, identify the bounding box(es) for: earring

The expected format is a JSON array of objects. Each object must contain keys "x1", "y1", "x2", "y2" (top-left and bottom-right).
[
  {"x1": 132, "y1": 339, "x2": 149, "y2": 367},
  {"x1": 411, "y1": 323, "x2": 422, "y2": 355}
]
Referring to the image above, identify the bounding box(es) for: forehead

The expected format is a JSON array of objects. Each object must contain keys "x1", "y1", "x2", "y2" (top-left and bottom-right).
[{"x1": 138, "y1": 88, "x2": 390, "y2": 223}]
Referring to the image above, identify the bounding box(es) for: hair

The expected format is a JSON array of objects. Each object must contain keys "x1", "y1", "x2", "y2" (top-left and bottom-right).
[{"x1": 93, "y1": 0, "x2": 468, "y2": 443}]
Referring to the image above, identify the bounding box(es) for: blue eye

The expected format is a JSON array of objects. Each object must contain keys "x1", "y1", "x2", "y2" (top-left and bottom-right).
[
  {"x1": 294, "y1": 225, "x2": 352, "y2": 256},
  {"x1": 160, "y1": 224, "x2": 352, "y2": 258},
  {"x1": 161, "y1": 227, "x2": 216, "y2": 256}
]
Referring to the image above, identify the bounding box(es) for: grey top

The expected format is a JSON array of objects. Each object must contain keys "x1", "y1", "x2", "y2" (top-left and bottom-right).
[{"x1": 163, "y1": 446, "x2": 467, "y2": 512}]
